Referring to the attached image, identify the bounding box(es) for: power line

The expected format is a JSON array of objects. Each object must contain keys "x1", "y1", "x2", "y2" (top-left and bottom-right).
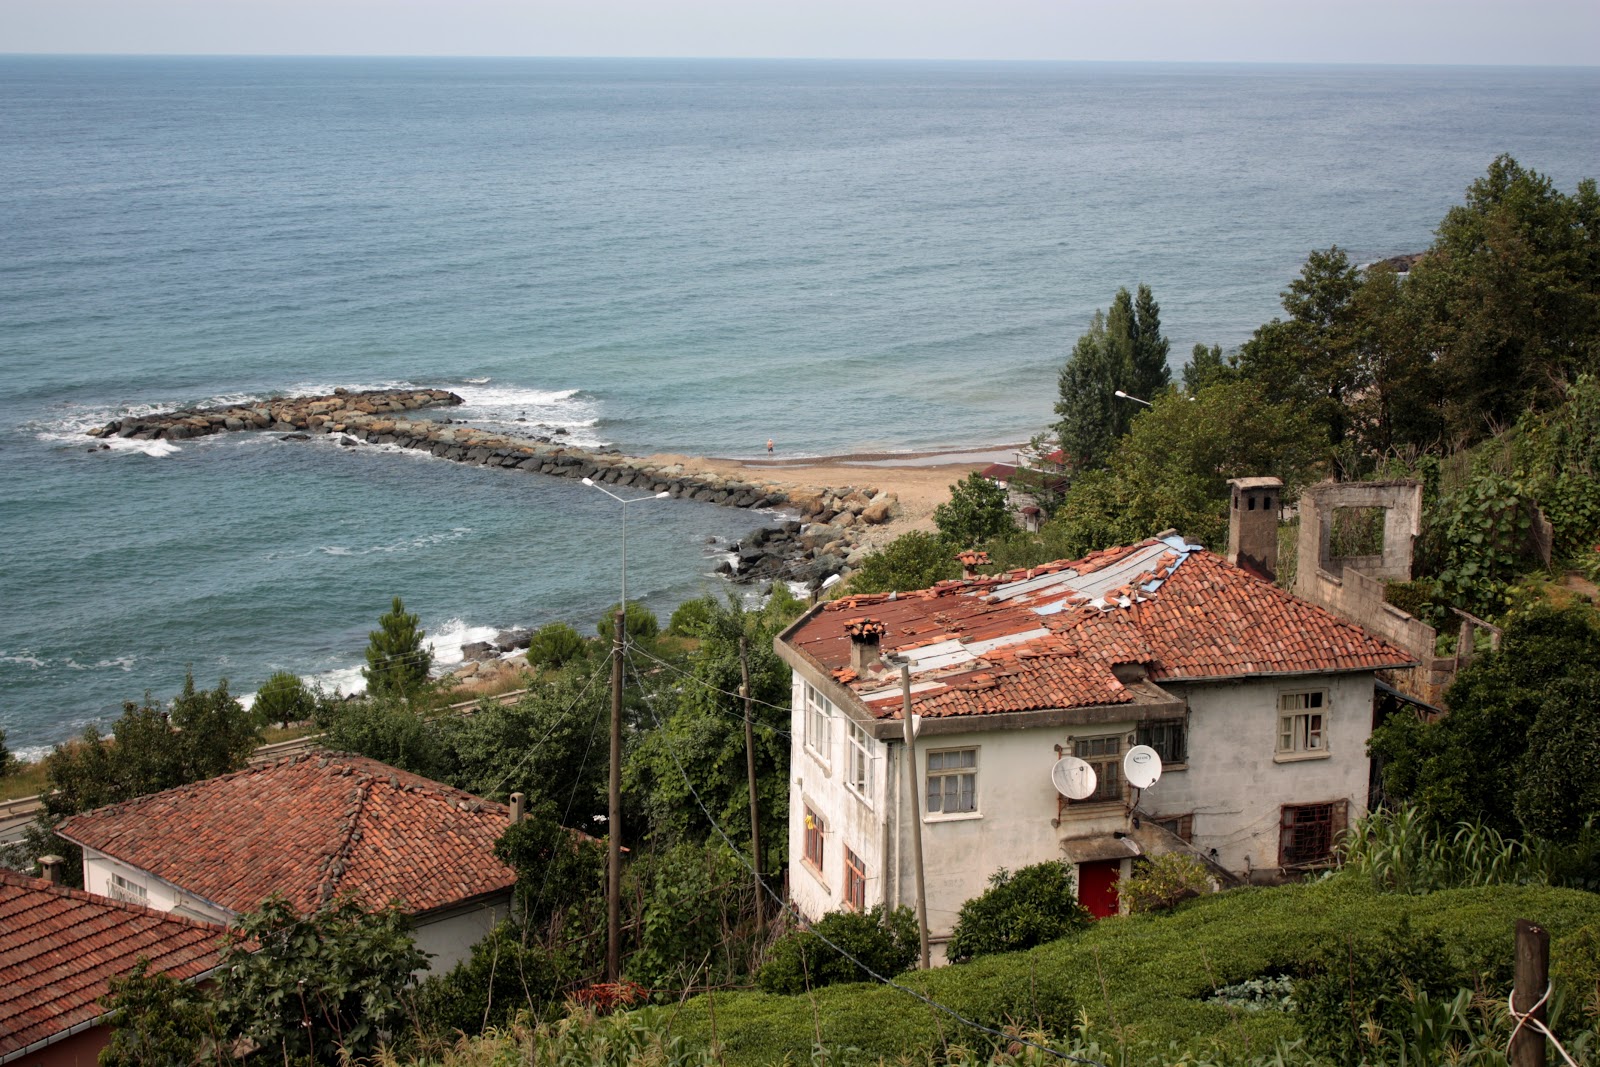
[
  {"x1": 626, "y1": 643, "x2": 793, "y2": 738},
  {"x1": 620, "y1": 648, "x2": 1105, "y2": 1067},
  {"x1": 485, "y1": 647, "x2": 614, "y2": 799}
]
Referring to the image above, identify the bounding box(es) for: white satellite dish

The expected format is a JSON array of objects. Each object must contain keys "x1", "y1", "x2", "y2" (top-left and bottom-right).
[
  {"x1": 1051, "y1": 756, "x2": 1098, "y2": 800},
  {"x1": 1124, "y1": 745, "x2": 1163, "y2": 789}
]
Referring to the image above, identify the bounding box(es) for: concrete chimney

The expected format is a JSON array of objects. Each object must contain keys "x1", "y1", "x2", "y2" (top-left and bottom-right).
[
  {"x1": 956, "y1": 549, "x2": 991, "y2": 580},
  {"x1": 39, "y1": 855, "x2": 64, "y2": 886},
  {"x1": 844, "y1": 617, "x2": 888, "y2": 673},
  {"x1": 1226, "y1": 477, "x2": 1282, "y2": 582},
  {"x1": 509, "y1": 792, "x2": 527, "y2": 825}
]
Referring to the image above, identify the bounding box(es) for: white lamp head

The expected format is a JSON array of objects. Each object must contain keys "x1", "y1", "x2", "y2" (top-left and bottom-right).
[
  {"x1": 655, "y1": 491, "x2": 670, "y2": 499},
  {"x1": 581, "y1": 477, "x2": 595, "y2": 486}
]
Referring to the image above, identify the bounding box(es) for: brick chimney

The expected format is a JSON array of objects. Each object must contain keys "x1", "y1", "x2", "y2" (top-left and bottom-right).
[
  {"x1": 38, "y1": 855, "x2": 64, "y2": 886},
  {"x1": 1226, "y1": 477, "x2": 1282, "y2": 582},
  {"x1": 509, "y1": 792, "x2": 527, "y2": 826},
  {"x1": 956, "y1": 549, "x2": 990, "y2": 580},
  {"x1": 844, "y1": 617, "x2": 888, "y2": 673}
]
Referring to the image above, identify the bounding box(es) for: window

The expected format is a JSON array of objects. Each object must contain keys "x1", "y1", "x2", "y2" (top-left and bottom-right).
[
  {"x1": 844, "y1": 848, "x2": 867, "y2": 911},
  {"x1": 1137, "y1": 718, "x2": 1188, "y2": 765},
  {"x1": 1074, "y1": 735, "x2": 1122, "y2": 803},
  {"x1": 847, "y1": 720, "x2": 873, "y2": 801},
  {"x1": 1153, "y1": 813, "x2": 1195, "y2": 842},
  {"x1": 1279, "y1": 801, "x2": 1348, "y2": 867},
  {"x1": 804, "y1": 804, "x2": 825, "y2": 871},
  {"x1": 1278, "y1": 691, "x2": 1327, "y2": 756},
  {"x1": 108, "y1": 872, "x2": 147, "y2": 904},
  {"x1": 805, "y1": 682, "x2": 832, "y2": 762},
  {"x1": 926, "y1": 748, "x2": 977, "y2": 814}
]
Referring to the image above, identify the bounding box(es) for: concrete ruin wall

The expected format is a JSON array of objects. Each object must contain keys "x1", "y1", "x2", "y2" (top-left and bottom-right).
[{"x1": 1295, "y1": 480, "x2": 1423, "y2": 586}]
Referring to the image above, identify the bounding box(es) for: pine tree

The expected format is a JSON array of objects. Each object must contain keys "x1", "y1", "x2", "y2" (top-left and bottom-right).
[{"x1": 363, "y1": 596, "x2": 432, "y2": 699}]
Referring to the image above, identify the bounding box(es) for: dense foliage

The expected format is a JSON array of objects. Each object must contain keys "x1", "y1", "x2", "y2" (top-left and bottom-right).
[
  {"x1": 1118, "y1": 853, "x2": 1213, "y2": 914},
  {"x1": 526, "y1": 620, "x2": 590, "y2": 669},
  {"x1": 251, "y1": 669, "x2": 319, "y2": 728},
  {"x1": 933, "y1": 471, "x2": 1014, "y2": 548},
  {"x1": 757, "y1": 905, "x2": 920, "y2": 994},
  {"x1": 945, "y1": 861, "x2": 1091, "y2": 963},
  {"x1": 363, "y1": 595, "x2": 433, "y2": 699},
  {"x1": 1054, "y1": 285, "x2": 1172, "y2": 470}
]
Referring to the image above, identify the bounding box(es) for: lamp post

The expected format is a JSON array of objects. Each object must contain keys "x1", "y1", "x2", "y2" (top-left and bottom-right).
[
  {"x1": 580, "y1": 476, "x2": 670, "y2": 983},
  {"x1": 1113, "y1": 389, "x2": 1153, "y2": 407}
]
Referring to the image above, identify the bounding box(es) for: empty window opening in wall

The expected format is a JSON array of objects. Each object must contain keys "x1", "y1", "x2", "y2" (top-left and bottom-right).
[
  {"x1": 1074, "y1": 735, "x2": 1122, "y2": 802},
  {"x1": 845, "y1": 848, "x2": 867, "y2": 911},
  {"x1": 805, "y1": 682, "x2": 832, "y2": 760},
  {"x1": 804, "y1": 805, "x2": 825, "y2": 870},
  {"x1": 1278, "y1": 691, "x2": 1327, "y2": 755},
  {"x1": 926, "y1": 748, "x2": 977, "y2": 814},
  {"x1": 847, "y1": 720, "x2": 873, "y2": 800},
  {"x1": 1279, "y1": 801, "x2": 1347, "y2": 867},
  {"x1": 1137, "y1": 718, "x2": 1188, "y2": 765}
]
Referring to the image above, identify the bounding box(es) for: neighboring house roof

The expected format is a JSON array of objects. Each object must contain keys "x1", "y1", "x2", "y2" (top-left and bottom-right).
[
  {"x1": 979, "y1": 462, "x2": 1018, "y2": 481},
  {"x1": 58, "y1": 753, "x2": 517, "y2": 918},
  {"x1": 0, "y1": 868, "x2": 223, "y2": 1060},
  {"x1": 784, "y1": 535, "x2": 1415, "y2": 720}
]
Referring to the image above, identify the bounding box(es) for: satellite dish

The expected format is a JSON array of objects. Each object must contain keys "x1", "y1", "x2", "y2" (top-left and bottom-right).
[
  {"x1": 1124, "y1": 745, "x2": 1163, "y2": 789},
  {"x1": 1051, "y1": 756, "x2": 1097, "y2": 800}
]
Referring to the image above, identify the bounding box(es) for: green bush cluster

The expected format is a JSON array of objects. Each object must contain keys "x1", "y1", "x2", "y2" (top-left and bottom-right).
[
  {"x1": 1119, "y1": 853, "x2": 1213, "y2": 914},
  {"x1": 946, "y1": 861, "x2": 1091, "y2": 962},
  {"x1": 758, "y1": 906, "x2": 920, "y2": 995}
]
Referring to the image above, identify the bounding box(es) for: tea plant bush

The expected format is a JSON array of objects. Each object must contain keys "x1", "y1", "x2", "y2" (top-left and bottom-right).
[
  {"x1": 945, "y1": 861, "x2": 1091, "y2": 962},
  {"x1": 757, "y1": 905, "x2": 919, "y2": 994}
]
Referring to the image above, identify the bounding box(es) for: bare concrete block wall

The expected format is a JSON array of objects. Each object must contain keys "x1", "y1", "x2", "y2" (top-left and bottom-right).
[{"x1": 1296, "y1": 480, "x2": 1423, "y2": 588}]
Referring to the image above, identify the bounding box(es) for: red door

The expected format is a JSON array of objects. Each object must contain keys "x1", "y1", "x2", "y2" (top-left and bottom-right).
[{"x1": 1077, "y1": 860, "x2": 1121, "y2": 918}]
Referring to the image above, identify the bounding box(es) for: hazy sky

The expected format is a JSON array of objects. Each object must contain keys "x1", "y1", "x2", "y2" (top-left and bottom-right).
[{"x1": 5, "y1": 0, "x2": 1597, "y2": 65}]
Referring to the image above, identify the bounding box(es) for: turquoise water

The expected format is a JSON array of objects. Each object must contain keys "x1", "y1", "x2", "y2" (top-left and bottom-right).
[{"x1": 2, "y1": 57, "x2": 1596, "y2": 755}]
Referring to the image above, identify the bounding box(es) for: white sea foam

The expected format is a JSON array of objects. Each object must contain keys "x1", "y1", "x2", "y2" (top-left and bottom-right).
[
  {"x1": 451, "y1": 383, "x2": 608, "y2": 449},
  {"x1": 101, "y1": 436, "x2": 183, "y2": 458},
  {"x1": 63, "y1": 655, "x2": 136, "y2": 672},
  {"x1": 315, "y1": 527, "x2": 473, "y2": 558},
  {"x1": 304, "y1": 615, "x2": 504, "y2": 699},
  {"x1": 0, "y1": 652, "x2": 48, "y2": 669}
]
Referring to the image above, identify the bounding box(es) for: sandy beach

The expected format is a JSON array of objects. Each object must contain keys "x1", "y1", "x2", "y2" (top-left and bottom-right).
[{"x1": 638, "y1": 444, "x2": 1028, "y2": 550}]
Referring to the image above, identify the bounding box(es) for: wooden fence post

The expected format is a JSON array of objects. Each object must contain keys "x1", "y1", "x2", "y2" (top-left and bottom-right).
[{"x1": 1513, "y1": 918, "x2": 1550, "y2": 1067}]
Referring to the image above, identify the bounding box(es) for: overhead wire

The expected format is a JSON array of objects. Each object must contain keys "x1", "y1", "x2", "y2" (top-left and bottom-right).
[
  {"x1": 620, "y1": 647, "x2": 1106, "y2": 1067},
  {"x1": 625, "y1": 642, "x2": 792, "y2": 738}
]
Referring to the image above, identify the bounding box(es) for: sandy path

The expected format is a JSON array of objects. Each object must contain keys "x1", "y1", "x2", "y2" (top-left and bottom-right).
[{"x1": 637, "y1": 445, "x2": 1027, "y2": 550}]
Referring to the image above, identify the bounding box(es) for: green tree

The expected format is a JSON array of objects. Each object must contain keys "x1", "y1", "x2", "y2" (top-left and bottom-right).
[
  {"x1": 847, "y1": 530, "x2": 961, "y2": 595},
  {"x1": 251, "y1": 670, "x2": 317, "y2": 729},
  {"x1": 945, "y1": 860, "x2": 1090, "y2": 962},
  {"x1": 595, "y1": 601, "x2": 659, "y2": 645},
  {"x1": 931, "y1": 471, "x2": 1013, "y2": 548},
  {"x1": 1182, "y1": 342, "x2": 1238, "y2": 394},
  {"x1": 1055, "y1": 285, "x2": 1174, "y2": 471},
  {"x1": 99, "y1": 960, "x2": 223, "y2": 1067},
  {"x1": 1514, "y1": 669, "x2": 1600, "y2": 840},
  {"x1": 526, "y1": 621, "x2": 589, "y2": 670},
  {"x1": 169, "y1": 673, "x2": 258, "y2": 782},
  {"x1": 495, "y1": 795, "x2": 606, "y2": 923},
  {"x1": 217, "y1": 896, "x2": 425, "y2": 1063},
  {"x1": 319, "y1": 695, "x2": 446, "y2": 782},
  {"x1": 362, "y1": 596, "x2": 432, "y2": 699},
  {"x1": 757, "y1": 906, "x2": 920, "y2": 994},
  {"x1": 0, "y1": 727, "x2": 13, "y2": 779}
]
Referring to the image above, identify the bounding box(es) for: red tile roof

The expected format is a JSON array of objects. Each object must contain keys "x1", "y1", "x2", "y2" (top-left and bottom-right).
[
  {"x1": 0, "y1": 869, "x2": 222, "y2": 1057},
  {"x1": 58, "y1": 754, "x2": 517, "y2": 918},
  {"x1": 788, "y1": 537, "x2": 1414, "y2": 720}
]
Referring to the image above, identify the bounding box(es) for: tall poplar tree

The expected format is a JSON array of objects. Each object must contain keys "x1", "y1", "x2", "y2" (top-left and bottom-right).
[{"x1": 1055, "y1": 284, "x2": 1173, "y2": 470}]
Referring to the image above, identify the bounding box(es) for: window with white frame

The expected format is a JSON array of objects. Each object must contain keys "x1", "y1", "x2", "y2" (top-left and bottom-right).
[
  {"x1": 1073, "y1": 734, "x2": 1123, "y2": 802},
  {"x1": 805, "y1": 682, "x2": 832, "y2": 763},
  {"x1": 926, "y1": 748, "x2": 977, "y2": 814},
  {"x1": 108, "y1": 872, "x2": 147, "y2": 904},
  {"x1": 847, "y1": 720, "x2": 873, "y2": 801},
  {"x1": 1277, "y1": 691, "x2": 1328, "y2": 756}
]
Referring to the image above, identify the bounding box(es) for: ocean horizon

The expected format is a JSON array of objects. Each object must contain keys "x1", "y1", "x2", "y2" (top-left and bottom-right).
[{"x1": 3, "y1": 56, "x2": 1597, "y2": 758}]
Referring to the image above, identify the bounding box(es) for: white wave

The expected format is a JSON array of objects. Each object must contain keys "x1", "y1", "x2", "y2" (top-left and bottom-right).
[
  {"x1": 316, "y1": 527, "x2": 473, "y2": 558},
  {"x1": 13, "y1": 744, "x2": 53, "y2": 764},
  {"x1": 101, "y1": 436, "x2": 182, "y2": 457},
  {"x1": 0, "y1": 652, "x2": 48, "y2": 669},
  {"x1": 63, "y1": 655, "x2": 136, "y2": 672},
  {"x1": 463, "y1": 376, "x2": 491, "y2": 385},
  {"x1": 311, "y1": 662, "x2": 369, "y2": 699},
  {"x1": 426, "y1": 617, "x2": 504, "y2": 668}
]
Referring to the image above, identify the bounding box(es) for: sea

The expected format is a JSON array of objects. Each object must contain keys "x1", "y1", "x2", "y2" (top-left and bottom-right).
[{"x1": 2, "y1": 57, "x2": 1596, "y2": 758}]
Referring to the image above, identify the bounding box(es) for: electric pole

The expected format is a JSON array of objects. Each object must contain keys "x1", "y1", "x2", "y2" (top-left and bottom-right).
[
  {"x1": 901, "y1": 661, "x2": 930, "y2": 969},
  {"x1": 607, "y1": 608, "x2": 624, "y2": 983},
  {"x1": 740, "y1": 635, "x2": 763, "y2": 938}
]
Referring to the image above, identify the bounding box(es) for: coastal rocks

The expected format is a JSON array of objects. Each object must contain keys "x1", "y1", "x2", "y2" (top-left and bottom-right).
[{"x1": 86, "y1": 388, "x2": 464, "y2": 443}]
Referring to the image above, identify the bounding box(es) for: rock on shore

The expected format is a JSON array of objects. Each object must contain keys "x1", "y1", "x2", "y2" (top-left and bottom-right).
[{"x1": 86, "y1": 387, "x2": 898, "y2": 589}]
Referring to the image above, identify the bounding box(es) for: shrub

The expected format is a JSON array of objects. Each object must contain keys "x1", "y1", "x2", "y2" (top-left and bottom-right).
[
  {"x1": 1294, "y1": 918, "x2": 1462, "y2": 1066},
  {"x1": 666, "y1": 596, "x2": 717, "y2": 637},
  {"x1": 411, "y1": 920, "x2": 573, "y2": 1038},
  {"x1": 526, "y1": 622, "x2": 589, "y2": 670},
  {"x1": 757, "y1": 906, "x2": 919, "y2": 994},
  {"x1": 945, "y1": 861, "x2": 1090, "y2": 963},
  {"x1": 251, "y1": 670, "x2": 317, "y2": 728},
  {"x1": 0, "y1": 728, "x2": 12, "y2": 779},
  {"x1": 1119, "y1": 853, "x2": 1212, "y2": 914},
  {"x1": 596, "y1": 601, "x2": 659, "y2": 643}
]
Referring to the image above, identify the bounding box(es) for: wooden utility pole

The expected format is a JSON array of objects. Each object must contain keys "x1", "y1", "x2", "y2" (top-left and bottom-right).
[
  {"x1": 739, "y1": 636, "x2": 763, "y2": 938},
  {"x1": 1513, "y1": 918, "x2": 1550, "y2": 1067},
  {"x1": 606, "y1": 609, "x2": 624, "y2": 983},
  {"x1": 900, "y1": 662, "x2": 930, "y2": 969}
]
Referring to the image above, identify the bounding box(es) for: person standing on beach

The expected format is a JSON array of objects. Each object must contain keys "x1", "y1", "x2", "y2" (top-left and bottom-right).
[{"x1": 767, "y1": 438, "x2": 775, "y2": 454}]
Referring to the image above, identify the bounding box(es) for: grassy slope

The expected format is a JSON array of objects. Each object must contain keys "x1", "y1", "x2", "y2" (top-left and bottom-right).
[{"x1": 666, "y1": 878, "x2": 1600, "y2": 1066}]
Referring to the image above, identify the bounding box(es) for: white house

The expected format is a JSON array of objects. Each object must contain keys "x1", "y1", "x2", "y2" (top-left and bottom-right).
[
  {"x1": 774, "y1": 479, "x2": 1414, "y2": 953},
  {"x1": 57, "y1": 753, "x2": 519, "y2": 973}
]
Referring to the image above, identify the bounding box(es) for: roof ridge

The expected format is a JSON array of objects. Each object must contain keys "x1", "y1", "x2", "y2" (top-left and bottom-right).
[
  {"x1": 0, "y1": 868, "x2": 228, "y2": 932},
  {"x1": 316, "y1": 773, "x2": 374, "y2": 907}
]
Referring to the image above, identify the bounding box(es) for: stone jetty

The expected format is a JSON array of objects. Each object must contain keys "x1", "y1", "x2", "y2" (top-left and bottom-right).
[{"x1": 86, "y1": 388, "x2": 898, "y2": 588}]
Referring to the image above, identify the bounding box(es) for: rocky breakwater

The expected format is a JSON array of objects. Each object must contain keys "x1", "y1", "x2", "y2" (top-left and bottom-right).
[
  {"x1": 85, "y1": 387, "x2": 465, "y2": 441},
  {"x1": 85, "y1": 388, "x2": 899, "y2": 590}
]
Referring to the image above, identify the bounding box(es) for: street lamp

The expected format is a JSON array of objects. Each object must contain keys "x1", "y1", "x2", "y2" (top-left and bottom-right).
[
  {"x1": 1113, "y1": 389, "x2": 1153, "y2": 407},
  {"x1": 580, "y1": 478, "x2": 671, "y2": 623},
  {"x1": 580, "y1": 475, "x2": 670, "y2": 983}
]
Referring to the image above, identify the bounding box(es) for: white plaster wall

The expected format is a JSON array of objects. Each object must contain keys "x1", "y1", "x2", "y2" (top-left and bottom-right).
[
  {"x1": 1146, "y1": 673, "x2": 1375, "y2": 874},
  {"x1": 412, "y1": 894, "x2": 512, "y2": 974},
  {"x1": 80, "y1": 849, "x2": 232, "y2": 924}
]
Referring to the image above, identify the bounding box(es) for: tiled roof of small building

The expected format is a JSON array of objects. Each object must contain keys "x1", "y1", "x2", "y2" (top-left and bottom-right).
[
  {"x1": 0, "y1": 869, "x2": 222, "y2": 1057},
  {"x1": 785, "y1": 535, "x2": 1414, "y2": 720},
  {"x1": 58, "y1": 754, "x2": 517, "y2": 918}
]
